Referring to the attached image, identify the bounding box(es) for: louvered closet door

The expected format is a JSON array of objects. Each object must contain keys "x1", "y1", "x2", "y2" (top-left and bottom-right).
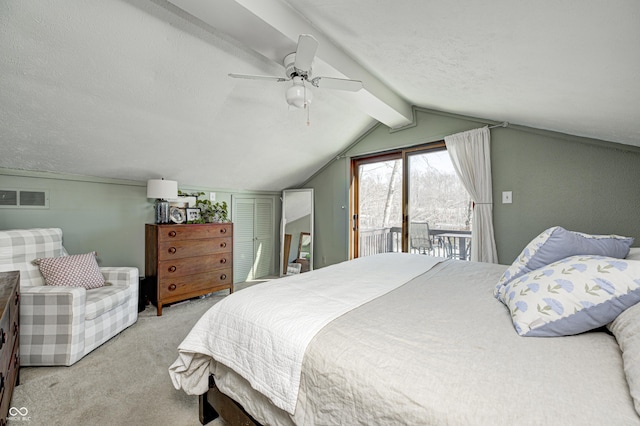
[
  {"x1": 232, "y1": 196, "x2": 274, "y2": 282},
  {"x1": 253, "y1": 198, "x2": 274, "y2": 279},
  {"x1": 233, "y1": 198, "x2": 255, "y2": 282}
]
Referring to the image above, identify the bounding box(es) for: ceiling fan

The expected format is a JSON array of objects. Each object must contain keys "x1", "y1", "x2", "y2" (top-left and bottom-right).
[{"x1": 229, "y1": 34, "x2": 363, "y2": 109}]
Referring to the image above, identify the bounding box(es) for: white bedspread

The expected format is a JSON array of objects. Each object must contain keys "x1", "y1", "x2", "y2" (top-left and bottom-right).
[{"x1": 169, "y1": 253, "x2": 441, "y2": 413}]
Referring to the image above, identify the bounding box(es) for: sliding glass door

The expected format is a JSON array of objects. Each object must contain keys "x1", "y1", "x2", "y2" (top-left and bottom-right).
[
  {"x1": 352, "y1": 153, "x2": 402, "y2": 257},
  {"x1": 352, "y1": 142, "x2": 472, "y2": 259},
  {"x1": 405, "y1": 147, "x2": 472, "y2": 259}
]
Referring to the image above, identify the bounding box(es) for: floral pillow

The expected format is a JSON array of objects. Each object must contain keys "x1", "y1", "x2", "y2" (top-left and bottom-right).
[
  {"x1": 495, "y1": 255, "x2": 640, "y2": 337},
  {"x1": 34, "y1": 252, "x2": 105, "y2": 289},
  {"x1": 495, "y1": 226, "x2": 633, "y2": 295}
]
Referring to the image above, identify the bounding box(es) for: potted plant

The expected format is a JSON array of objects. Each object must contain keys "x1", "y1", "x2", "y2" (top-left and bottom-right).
[{"x1": 195, "y1": 199, "x2": 229, "y2": 223}]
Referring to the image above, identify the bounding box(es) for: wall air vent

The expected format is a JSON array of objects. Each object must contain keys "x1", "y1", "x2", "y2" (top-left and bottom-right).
[
  {"x1": 0, "y1": 190, "x2": 18, "y2": 206},
  {"x1": 0, "y1": 189, "x2": 49, "y2": 208}
]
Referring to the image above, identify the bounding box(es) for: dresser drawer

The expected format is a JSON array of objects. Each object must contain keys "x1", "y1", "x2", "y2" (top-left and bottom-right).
[
  {"x1": 0, "y1": 272, "x2": 18, "y2": 418},
  {"x1": 0, "y1": 308, "x2": 9, "y2": 378},
  {"x1": 157, "y1": 224, "x2": 232, "y2": 242},
  {"x1": 9, "y1": 287, "x2": 18, "y2": 351},
  {"x1": 0, "y1": 306, "x2": 18, "y2": 383},
  {"x1": 0, "y1": 339, "x2": 19, "y2": 418},
  {"x1": 158, "y1": 237, "x2": 231, "y2": 261},
  {"x1": 159, "y1": 269, "x2": 232, "y2": 299},
  {"x1": 158, "y1": 253, "x2": 232, "y2": 281}
]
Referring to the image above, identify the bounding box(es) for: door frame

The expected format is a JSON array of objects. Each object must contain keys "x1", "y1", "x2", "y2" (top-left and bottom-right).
[
  {"x1": 350, "y1": 151, "x2": 402, "y2": 259},
  {"x1": 350, "y1": 141, "x2": 446, "y2": 259}
]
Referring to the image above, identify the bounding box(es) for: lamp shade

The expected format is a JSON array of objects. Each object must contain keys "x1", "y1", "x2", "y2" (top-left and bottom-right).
[
  {"x1": 146, "y1": 179, "x2": 178, "y2": 200},
  {"x1": 285, "y1": 76, "x2": 313, "y2": 108}
]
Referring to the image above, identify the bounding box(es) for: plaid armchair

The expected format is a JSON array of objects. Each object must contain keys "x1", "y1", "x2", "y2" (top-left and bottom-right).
[{"x1": 0, "y1": 228, "x2": 138, "y2": 366}]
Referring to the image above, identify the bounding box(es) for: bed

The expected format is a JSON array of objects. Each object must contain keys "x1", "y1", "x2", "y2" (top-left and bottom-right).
[{"x1": 170, "y1": 227, "x2": 640, "y2": 425}]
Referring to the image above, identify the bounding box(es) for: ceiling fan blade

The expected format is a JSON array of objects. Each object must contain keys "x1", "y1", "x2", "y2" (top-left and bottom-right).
[
  {"x1": 294, "y1": 34, "x2": 318, "y2": 72},
  {"x1": 311, "y1": 76, "x2": 363, "y2": 92},
  {"x1": 228, "y1": 73, "x2": 288, "y2": 82}
]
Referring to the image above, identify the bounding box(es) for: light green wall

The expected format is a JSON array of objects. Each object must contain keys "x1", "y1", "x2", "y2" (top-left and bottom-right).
[
  {"x1": 306, "y1": 108, "x2": 640, "y2": 266},
  {"x1": 491, "y1": 128, "x2": 640, "y2": 262},
  {"x1": 305, "y1": 158, "x2": 351, "y2": 268},
  {"x1": 0, "y1": 169, "x2": 281, "y2": 279}
]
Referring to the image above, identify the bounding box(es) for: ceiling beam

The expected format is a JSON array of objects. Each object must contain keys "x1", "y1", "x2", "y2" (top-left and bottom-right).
[{"x1": 167, "y1": 0, "x2": 414, "y2": 128}]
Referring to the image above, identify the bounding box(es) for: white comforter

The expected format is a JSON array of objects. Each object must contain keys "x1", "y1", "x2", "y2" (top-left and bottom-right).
[{"x1": 169, "y1": 253, "x2": 442, "y2": 413}]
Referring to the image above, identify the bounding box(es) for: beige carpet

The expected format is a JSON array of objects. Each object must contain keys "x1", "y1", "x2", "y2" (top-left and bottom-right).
[{"x1": 9, "y1": 281, "x2": 264, "y2": 426}]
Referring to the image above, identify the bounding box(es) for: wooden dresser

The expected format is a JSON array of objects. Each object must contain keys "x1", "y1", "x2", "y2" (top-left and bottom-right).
[
  {"x1": 0, "y1": 271, "x2": 20, "y2": 425},
  {"x1": 145, "y1": 223, "x2": 233, "y2": 316}
]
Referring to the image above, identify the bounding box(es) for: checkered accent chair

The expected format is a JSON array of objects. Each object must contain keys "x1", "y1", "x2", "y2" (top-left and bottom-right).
[{"x1": 0, "y1": 228, "x2": 138, "y2": 366}]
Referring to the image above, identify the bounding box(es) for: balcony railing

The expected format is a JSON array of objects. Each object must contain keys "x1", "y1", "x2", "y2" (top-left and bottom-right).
[
  {"x1": 358, "y1": 226, "x2": 402, "y2": 257},
  {"x1": 358, "y1": 227, "x2": 471, "y2": 260}
]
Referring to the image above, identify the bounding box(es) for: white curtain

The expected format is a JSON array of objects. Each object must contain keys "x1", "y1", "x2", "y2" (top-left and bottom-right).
[{"x1": 444, "y1": 127, "x2": 498, "y2": 263}]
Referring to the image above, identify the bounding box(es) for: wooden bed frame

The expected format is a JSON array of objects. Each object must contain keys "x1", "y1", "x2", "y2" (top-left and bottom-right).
[{"x1": 199, "y1": 374, "x2": 260, "y2": 426}]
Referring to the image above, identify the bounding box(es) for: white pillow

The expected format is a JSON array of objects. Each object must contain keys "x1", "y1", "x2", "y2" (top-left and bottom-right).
[
  {"x1": 496, "y1": 255, "x2": 640, "y2": 337},
  {"x1": 608, "y1": 302, "x2": 640, "y2": 416}
]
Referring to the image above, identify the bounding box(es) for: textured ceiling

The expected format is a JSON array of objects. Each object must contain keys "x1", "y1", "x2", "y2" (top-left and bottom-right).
[{"x1": 1, "y1": 0, "x2": 639, "y2": 191}]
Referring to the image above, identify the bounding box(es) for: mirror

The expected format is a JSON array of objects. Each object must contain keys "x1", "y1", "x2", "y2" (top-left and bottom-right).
[
  {"x1": 280, "y1": 189, "x2": 314, "y2": 276},
  {"x1": 298, "y1": 232, "x2": 311, "y2": 259}
]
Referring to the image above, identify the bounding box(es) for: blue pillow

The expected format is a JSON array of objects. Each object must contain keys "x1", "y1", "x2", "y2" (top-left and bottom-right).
[
  {"x1": 495, "y1": 226, "x2": 633, "y2": 295},
  {"x1": 496, "y1": 255, "x2": 640, "y2": 337}
]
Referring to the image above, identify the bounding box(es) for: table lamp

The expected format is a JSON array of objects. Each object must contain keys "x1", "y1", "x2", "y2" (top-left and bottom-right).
[{"x1": 147, "y1": 178, "x2": 178, "y2": 224}]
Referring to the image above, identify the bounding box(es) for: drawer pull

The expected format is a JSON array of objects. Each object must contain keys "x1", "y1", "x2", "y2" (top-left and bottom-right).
[
  {"x1": 13, "y1": 353, "x2": 19, "y2": 369},
  {"x1": 220, "y1": 258, "x2": 227, "y2": 264},
  {"x1": 168, "y1": 266, "x2": 177, "y2": 273},
  {"x1": 220, "y1": 228, "x2": 227, "y2": 234},
  {"x1": 168, "y1": 284, "x2": 177, "y2": 291},
  {"x1": 0, "y1": 372, "x2": 4, "y2": 393},
  {"x1": 14, "y1": 292, "x2": 19, "y2": 305},
  {"x1": 220, "y1": 274, "x2": 227, "y2": 281},
  {"x1": 13, "y1": 322, "x2": 18, "y2": 337},
  {"x1": 168, "y1": 231, "x2": 177, "y2": 238},
  {"x1": 220, "y1": 242, "x2": 227, "y2": 248},
  {"x1": 168, "y1": 247, "x2": 177, "y2": 254}
]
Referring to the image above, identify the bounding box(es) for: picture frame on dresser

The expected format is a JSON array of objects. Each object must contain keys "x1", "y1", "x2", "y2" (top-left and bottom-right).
[
  {"x1": 169, "y1": 207, "x2": 186, "y2": 224},
  {"x1": 186, "y1": 208, "x2": 201, "y2": 223},
  {"x1": 144, "y1": 223, "x2": 233, "y2": 316},
  {"x1": 175, "y1": 196, "x2": 197, "y2": 208}
]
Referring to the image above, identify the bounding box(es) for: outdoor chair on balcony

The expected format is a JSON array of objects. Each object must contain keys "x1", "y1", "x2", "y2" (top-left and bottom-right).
[{"x1": 410, "y1": 222, "x2": 433, "y2": 255}]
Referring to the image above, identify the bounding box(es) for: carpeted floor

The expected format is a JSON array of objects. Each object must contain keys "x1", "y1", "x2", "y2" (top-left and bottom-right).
[{"x1": 8, "y1": 280, "x2": 264, "y2": 426}]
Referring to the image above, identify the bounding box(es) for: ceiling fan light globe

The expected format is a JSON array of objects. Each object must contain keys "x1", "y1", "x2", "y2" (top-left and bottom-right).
[{"x1": 285, "y1": 82, "x2": 313, "y2": 108}]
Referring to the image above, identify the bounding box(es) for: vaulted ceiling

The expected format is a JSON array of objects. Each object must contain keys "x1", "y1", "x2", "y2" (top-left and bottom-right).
[{"x1": 1, "y1": 1, "x2": 639, "y2": 191}]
